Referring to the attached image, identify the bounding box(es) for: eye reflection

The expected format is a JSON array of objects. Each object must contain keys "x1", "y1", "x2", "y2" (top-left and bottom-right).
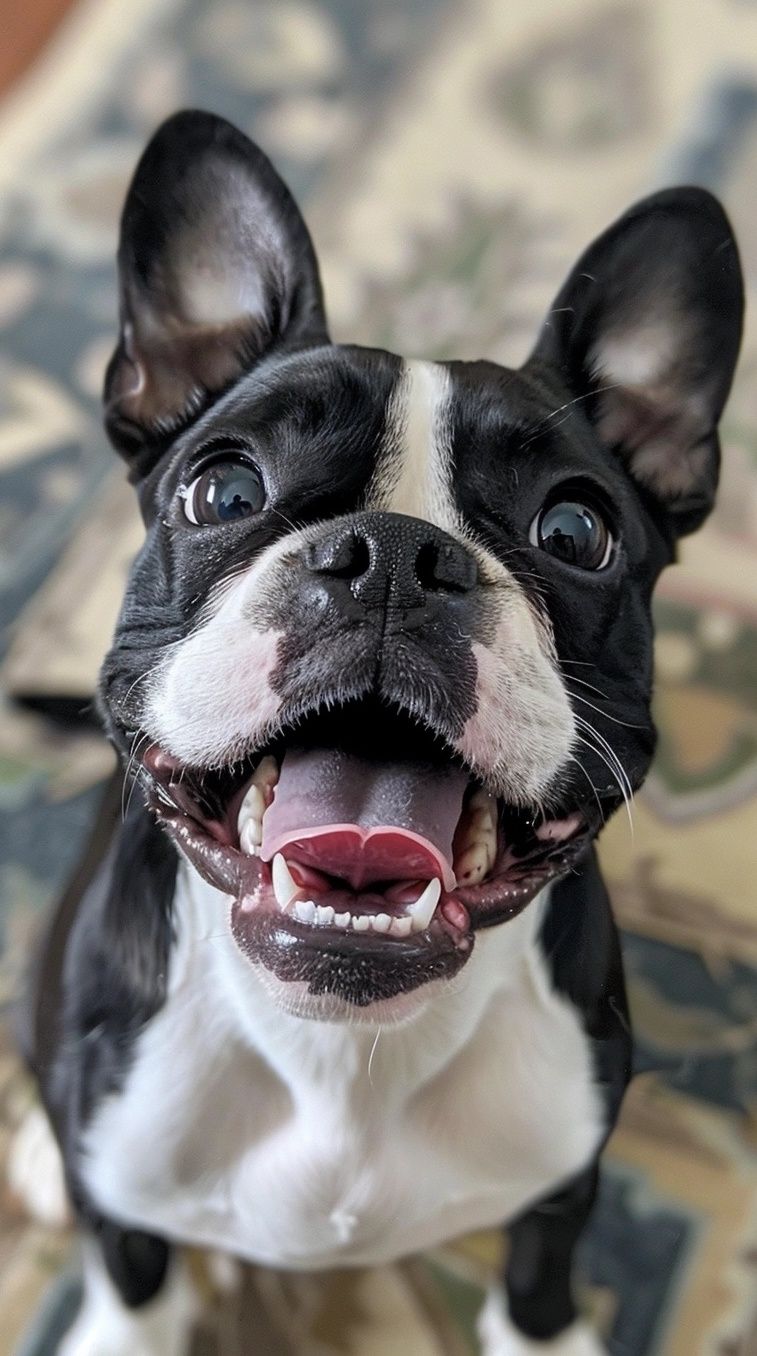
[{"x1": 183, "y1": 460, "x2": 266, "y2": 526}]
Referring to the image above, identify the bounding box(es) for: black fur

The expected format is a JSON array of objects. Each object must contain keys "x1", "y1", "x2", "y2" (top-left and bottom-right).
[
  {"x1": 27, "y1": 111, "x2": 743, "y2": 1348},
  {"x1": 504, "y1": 1164, "x2": 600, "y2": 1341}
]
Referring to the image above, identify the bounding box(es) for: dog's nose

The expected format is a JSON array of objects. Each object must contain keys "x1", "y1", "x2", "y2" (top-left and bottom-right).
[{"x1": 302, "y1": 512, "x2": 477, "y2": 616}]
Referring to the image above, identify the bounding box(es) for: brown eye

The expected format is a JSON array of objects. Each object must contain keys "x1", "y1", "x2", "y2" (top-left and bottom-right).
[
  {"x1": 183, "y1": 460, "x2": 266, "y2": 526},
  {"x1": 530, "y1": 500, "x2": 613, "y2": 570}
]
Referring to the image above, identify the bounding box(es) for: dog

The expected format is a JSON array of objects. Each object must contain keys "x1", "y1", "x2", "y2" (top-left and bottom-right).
[{"x1": 21, "y1": 110, "x2": 743, "y2": 1355}]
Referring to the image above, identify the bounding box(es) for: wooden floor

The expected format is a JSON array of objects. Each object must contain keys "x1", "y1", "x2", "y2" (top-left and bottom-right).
[{"x1": 0, "y1": 0, "x2": 78, "y2": 96}]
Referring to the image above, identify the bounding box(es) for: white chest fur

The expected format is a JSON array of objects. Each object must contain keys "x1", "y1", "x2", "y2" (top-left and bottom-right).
[{"x1": 81, "y1": 868, "x2": 604, "y2": 1269}]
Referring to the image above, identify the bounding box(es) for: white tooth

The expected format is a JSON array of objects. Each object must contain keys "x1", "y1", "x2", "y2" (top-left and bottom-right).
[
  {"x1": 371, "y1": 913, "x2": 392, "y2": 934},
  {"x1": 238, "y1": 783, "x2": 265, "y2": 828},
  {"x1": 254, "y1": 754, "x2": 279, "y2": 782},
  {"x1": 237, "y1": 791, "x2": 264, "y2": 847},
  {"x1": 390, "y1": 915, "x2": 413, "y2": 938},
  {"x1": 455, "y1": 843, "x2": 490, "y2": 886},
  {"x1": 240, "y1": 818, "x2": 263, "y2": 854},
  {"x1": 408, "y1": 878, "x2": 441, "y2": 932},
  {"x1": 294, "y1": 900, "x2": 316, "y2": 924},
  {"x1": 315, "y1": 905, "x2": 335, "y2": 926},
  {"x1": 352, "y1": 915, "x2": 370, "y2": 932},
  {"x1": 272, "y1": 853, "x2": 299, "y2": 909},
  {"x1": 453, "y1": 789, "x2": 497, "y2": 882},
  {"x1": 334, "y1": 912, "x2": 351, "y2": 928}
]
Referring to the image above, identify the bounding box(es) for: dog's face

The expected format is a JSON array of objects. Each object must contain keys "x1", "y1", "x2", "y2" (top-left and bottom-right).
[{"x1": 99, "y1": 112, "x2": 743, "y2": 1016}]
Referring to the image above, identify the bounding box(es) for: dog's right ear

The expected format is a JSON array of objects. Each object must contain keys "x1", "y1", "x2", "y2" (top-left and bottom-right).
[{"x1": 104, "y1": 110, "x2": 328, "y2": 481}]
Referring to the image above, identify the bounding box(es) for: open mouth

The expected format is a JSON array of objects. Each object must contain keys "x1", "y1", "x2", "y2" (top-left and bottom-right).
[{"x1": 138, "y1": 701, "x2": 591, "y2": 1006}]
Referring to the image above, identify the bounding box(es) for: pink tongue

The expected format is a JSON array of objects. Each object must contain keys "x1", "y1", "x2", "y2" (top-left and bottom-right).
[{"x1": 260, "y1": 749, "x2": 467, "y2": 891}]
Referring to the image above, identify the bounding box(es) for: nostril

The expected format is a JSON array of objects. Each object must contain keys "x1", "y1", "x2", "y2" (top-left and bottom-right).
[
  {"x1": 304, "y1": 532, "x2": 371, "y2": 581},
  {"x1": 416, "y1": 540, "x2": 478, "y2": 593}
]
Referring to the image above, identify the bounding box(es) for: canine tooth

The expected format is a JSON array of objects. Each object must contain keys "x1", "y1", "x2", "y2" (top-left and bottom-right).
[
  {"x1": 334, "y1": 912, "x2": 351, "y2": 928},
  {"x1": 315, "y1": 905, "x2": 335, "y2": 926},
  {"x1": 352, "y1": 914, "x2": 371, "y2": 932},
  {"x1": 390, "y1": 915, "x2": 413, "y2": 938},
  {"x1": 240, "y1": 818, "x2": 263, "y2": 854},
  {"x1": 272, "y1": 853, "x2": 299, "y2": 910},
  {"x1": 408, "y1": 878, "x2": 441, "y2": 932},
  {"x1": 371, "y1": 913, "x2": 392, "y2": 933},
  {"x1": 294, "y1": 900, "x2": 316, "y2": 923}
]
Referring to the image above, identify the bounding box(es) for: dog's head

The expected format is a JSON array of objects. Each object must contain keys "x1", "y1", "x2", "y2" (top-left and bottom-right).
[{"x1": 99, "y1": 111, "x2": 743, "y2": 1016}]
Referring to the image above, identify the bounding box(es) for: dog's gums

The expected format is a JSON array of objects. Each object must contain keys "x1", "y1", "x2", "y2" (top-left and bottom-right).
[{"x1": 137, "y1": 703, "x2": 591, "y2": 1001}]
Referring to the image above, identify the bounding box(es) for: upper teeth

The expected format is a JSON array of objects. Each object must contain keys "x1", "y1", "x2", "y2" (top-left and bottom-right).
[
  {"x1": 237, "y1": 757, "x2": 279, "y2": 855},
  {"x1": 237, "y1": 756, "x2": 462, "y2": 939},
  {"x1": 452, "y1": 788, "x2": 497, "y2": 886}
]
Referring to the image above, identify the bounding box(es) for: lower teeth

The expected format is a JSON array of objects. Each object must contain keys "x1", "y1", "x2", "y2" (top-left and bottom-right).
[
  {"x1": 292, "y1": 899, "x2": 426, "y2": 938},
  {"x1": 279, "y1": 868, "x2": 441, "y2": 937}
]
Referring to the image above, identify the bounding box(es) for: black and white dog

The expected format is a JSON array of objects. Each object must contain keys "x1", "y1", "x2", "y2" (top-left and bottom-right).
[{"x1": 23, "y1": 111, "x2": 743, "y2": 1355}]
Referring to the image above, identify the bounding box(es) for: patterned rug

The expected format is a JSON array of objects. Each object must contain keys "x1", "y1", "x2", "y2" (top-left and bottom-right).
[{"x1": 1, "y1": 0, "x2": 756, "y2": 1352}]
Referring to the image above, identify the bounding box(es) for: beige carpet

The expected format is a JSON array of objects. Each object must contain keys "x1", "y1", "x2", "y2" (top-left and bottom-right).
[{"x1": 0, "y1": 1, "x2": 756, "y2": 1352}]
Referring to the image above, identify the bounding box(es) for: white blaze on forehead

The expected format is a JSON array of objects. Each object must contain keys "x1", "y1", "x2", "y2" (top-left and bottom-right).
[
  {"x1": 365, "y1": 358, "x2": 575, "y2": 799},
  {"x1": 368, "y1": 359, "x2": 459, "y2": 530}
]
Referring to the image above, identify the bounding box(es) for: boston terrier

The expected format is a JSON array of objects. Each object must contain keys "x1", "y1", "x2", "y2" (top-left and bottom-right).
[{"x1": 23, "y1": 111, "x2": 743, "y2": 1355}]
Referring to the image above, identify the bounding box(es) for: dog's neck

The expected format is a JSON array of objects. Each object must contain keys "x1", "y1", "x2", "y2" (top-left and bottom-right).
[{"x1": 171, "y1": 860, "x2": 553, "y2": 1099}]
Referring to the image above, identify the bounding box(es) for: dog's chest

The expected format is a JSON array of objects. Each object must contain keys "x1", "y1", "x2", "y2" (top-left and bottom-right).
[{"x1": 81, "y1": 892, "x2": 603, "y2": 1269}]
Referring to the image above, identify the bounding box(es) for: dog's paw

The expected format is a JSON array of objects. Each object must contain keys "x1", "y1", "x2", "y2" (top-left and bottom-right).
[
  {"x1": 7, "y1": 1105, "x2": 70, "y2": 1228},
  {"x1": 58, "y1": 1317, "x2": 168, "y2": 1356},
  {"x1": 477, "y1": 1289, "x2": 605, "y2": 1355},
  {"x1": 57, "y1": 1250, "x2": 198, "y2": 1356}
]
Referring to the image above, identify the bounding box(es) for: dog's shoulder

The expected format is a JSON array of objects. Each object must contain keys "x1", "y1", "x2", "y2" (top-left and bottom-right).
[
  {"x1": 539, "y1": 849, "x2": 633, "y2": 1123},
  {"x1": 26, "y1": 772, "x2": 177, "y2": 1170}
]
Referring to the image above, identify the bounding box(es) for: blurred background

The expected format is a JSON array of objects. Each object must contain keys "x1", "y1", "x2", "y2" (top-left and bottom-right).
[{"x1": 0, "y1": 0, "x2": 756, "y2": 1352}]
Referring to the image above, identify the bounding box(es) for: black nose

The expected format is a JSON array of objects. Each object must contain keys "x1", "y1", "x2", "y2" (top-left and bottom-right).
[{"x1": 302, "y1": 512, "x2": 477, "y2": 617}]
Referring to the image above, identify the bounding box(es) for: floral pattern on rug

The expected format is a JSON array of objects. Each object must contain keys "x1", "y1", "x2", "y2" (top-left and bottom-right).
[{"x1": 0, "y1": 0, "x2": 756, "y2": 1353}]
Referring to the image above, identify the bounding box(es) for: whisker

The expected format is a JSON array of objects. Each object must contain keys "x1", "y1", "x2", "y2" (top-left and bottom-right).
[
  {"x1": 573, "y1": 722, "x2": 634, "y2": 837},
  {"x1": 368, "y1": 1027, "x2": 382, "y2": 1087},
  {"x1": 122, "y1": 730, "x2": 152, "y2": 822},
  {"x1": 567, "y1": 753, "x2": 606, "y2": 824},
  {"x1": 520, "y1": 383, "x2": 622, "y2": 446},
  {"x1": 122, "y1": 669, "x2": 152, "y2": 706},
  {"x1": 575, "y1": 718, "x2": 635, "y2": 805},
  {"x1": 270, "y1": 507, "x2": 304, "y2": 535},
  {"x1": 567, "y1": 687, "x2": 646, "y2": 730}
]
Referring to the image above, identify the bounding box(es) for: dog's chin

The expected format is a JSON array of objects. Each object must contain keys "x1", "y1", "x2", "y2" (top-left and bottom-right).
[
  {"x1": 229, "y1": 896, "x2": 473, "y2": 1016},
  {"x1": 127, "y1": 701, "x2": 597, "y2": 1010},
  {"x1": 237, "y1": 933, "x2": 459, "y2": 1026}
]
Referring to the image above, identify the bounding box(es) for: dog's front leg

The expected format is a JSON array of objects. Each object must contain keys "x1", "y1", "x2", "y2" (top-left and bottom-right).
[
  {"x1": 58, "y1": 1224, "x2": 197, "y2": 1356},
  {"x1": 478, "y1": 1165, "x2": 605, "y2": 1355}
]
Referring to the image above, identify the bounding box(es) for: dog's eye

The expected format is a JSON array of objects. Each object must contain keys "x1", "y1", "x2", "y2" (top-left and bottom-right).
[
  {"x1": 530, "y1": 499, "x2": 613, "y2": 570},
  {"x1": 183, "y1": 460, "x2": 266, "y2": 526}
]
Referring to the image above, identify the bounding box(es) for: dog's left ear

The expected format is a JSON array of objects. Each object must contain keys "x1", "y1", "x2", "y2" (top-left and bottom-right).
[
  {"x1": 529, "y1": 188, "x2": 744, "y2": 535},
  {"x1": 105, "y1": 110, "x2": 328, "y2": 480}
]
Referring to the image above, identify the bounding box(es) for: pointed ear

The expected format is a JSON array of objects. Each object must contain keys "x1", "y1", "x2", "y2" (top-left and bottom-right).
[
  {"x1": 529, "y1": 188, "x2": 744, "y2": 535},
  {"x1": 104, "y1": 110, "x2": 328, "y2": 480}
]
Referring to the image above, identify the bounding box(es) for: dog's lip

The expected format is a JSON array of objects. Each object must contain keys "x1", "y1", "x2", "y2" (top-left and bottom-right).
[
  {"x1": 142, "y1": 746, "x2": 592, "y2": 938},
  {"x1": 135, "y1": 735, "x2": 594, "y2": 1007}
]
